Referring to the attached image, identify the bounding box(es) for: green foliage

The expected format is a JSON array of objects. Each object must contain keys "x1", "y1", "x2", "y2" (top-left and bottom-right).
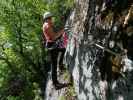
[
  {"x1": 0, "y1": 0, "x2": 74, "y2": 99},
  {"x1": 7, "y1": 96, "x2": 22, "y2": 100},
  {"x1": 59, "y1": 96, "x2": 66, "y2": 100},
  {"x1": 58, "y1": 86, "x2": 77, "y2": 100}
]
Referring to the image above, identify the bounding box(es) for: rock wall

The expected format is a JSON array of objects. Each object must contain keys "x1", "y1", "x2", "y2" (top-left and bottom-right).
[{"x1": 65, "y1": 0, "x2": 133, "y2": 100}]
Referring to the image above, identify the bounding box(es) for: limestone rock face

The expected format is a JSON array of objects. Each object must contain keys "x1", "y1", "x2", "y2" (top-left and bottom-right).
[
  {"x1": 44, "y1": 0, "x2": 133, "y2": 100},
  {"x1": 65, "y1": 0, "x2": 133, "y2": 100}
]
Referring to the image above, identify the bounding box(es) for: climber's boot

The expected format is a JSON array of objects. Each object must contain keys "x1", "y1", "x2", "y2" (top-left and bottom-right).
[{"x1": 54, "y1": 82, "x2": 69, "y2": 90}]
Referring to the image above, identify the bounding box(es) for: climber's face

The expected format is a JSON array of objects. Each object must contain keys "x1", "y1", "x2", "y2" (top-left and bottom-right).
[
  {"x1": 47, "y1": 17, "x2": 52, "y2": 23},
  {"x1": 45, "y1": 17, "x2": 54, "y2": 27}
]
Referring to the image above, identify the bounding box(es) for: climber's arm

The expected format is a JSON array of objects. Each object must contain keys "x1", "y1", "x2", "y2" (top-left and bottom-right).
[{"x1": 46, "y1": 25, "x2": 64, "y2": 41}]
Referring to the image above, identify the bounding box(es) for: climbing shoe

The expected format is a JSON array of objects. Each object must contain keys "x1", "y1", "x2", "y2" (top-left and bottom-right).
[{"x1": 54, "y1": 83, "x2": 69, "y2": 90}]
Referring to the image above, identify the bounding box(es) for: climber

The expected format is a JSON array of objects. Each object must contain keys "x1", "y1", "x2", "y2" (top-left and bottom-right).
[{"x1": 42, "y1": 12, "x2": 68, "y2": 90}]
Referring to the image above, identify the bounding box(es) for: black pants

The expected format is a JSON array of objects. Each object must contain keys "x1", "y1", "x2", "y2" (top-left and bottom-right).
[
  {"x1": 46, "y1": 41, "x2": 66, "y2": 84},
  {"x1": 49, "y1": 48, "x2": 66, "y2": 84},
  {"x1": 59, "y1": 48, "x2": 66, "y2": 70},
  {"x1": 49, "y1": 48, "x2": 59, "y2": 84}
]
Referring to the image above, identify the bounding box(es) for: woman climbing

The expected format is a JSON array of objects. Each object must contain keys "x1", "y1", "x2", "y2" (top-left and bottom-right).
[{"x1": 42, "y1": 12, "x2": 69, "y2": 90}]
